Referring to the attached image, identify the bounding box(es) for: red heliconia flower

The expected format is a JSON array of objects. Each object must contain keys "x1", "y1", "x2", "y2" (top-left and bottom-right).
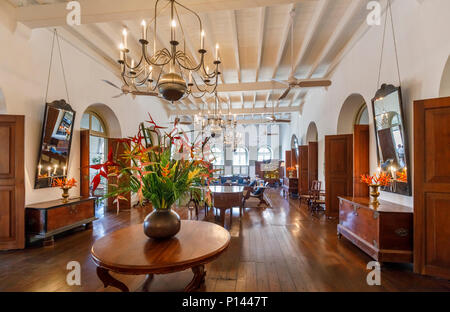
[
  {"x1": 146, "y1": 113, "x2": 166, "y2": 129},
  {"x1": 90, "y1": 148, "x2": 119, "y2": 192}
]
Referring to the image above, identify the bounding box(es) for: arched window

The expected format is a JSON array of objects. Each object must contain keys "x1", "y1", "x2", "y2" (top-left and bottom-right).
[
  {"x1": 81, "y1": 111, "x2": 108, "y2": 196},
  {"x1": 257, "y1": 146, "x2": 272, "y2": 162},
  {"x1": 355, "y1": 104, "x2": 369, "y2": 125},
  {"x1": 211, "y1": 146, "x2": 224, "y2": 166},
  {"x1": 233, "y1": 146, "x2": 248, "y2": 166}
]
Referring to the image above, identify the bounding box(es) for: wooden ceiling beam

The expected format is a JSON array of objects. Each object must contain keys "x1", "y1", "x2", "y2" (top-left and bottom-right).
[
  {"x1": 255, "y1": 6, "x2": 266, "y2": 82},
  {"x1": 306, "y1": 0, "x2": 361, "y2": 78},
  {"x1": 271, "y1": 3, "x2": 295, "y2": 79},
  {"x1": 229, "y1": 10, "x2": 241, "y2": 83},
  {"x1": 289, "y1": 0, "x2": 328, "y2": 78}
]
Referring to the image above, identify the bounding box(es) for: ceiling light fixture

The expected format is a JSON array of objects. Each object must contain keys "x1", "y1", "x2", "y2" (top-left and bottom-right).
[{"x1": 117, "y1": 0, "x2": 221, "y2": 102}]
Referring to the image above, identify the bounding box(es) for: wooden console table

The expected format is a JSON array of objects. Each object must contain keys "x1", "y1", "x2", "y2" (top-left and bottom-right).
[
  {"x1": 337, "y1": 197, "x2": 413, "y2": 263},
  {"x1": 26, "y1": 197, "x2": 96, "y2": 246},
  {"x1": 91, "y1": 220, "x2": 230, "y2": 292}
]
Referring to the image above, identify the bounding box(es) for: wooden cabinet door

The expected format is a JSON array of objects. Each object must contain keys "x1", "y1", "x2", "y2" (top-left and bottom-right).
[
  {"x1": 0, "y1": 115, "x2": 24, "y2": 250},
  {"x1": 308, "y1": 142, "x2": 318, "y2": 190},
  {"x1": 414, "y1": 96, "x2": 450, "y2": 279},
  {"x1": 353, "y1": 125, "x2": 369, "y2": 197},
  {"x1": 107, "y1": 138, "x2": 131, "y2": 211},
  {"x1": 298, "y1": 146, "x2": 309, "y2": 195},
  {"x1": 325, "y1": 134, "x2": 353, "y2": 217},
  {"x1": 80, "y1": 129, "x2": 90, "y2": 197}
]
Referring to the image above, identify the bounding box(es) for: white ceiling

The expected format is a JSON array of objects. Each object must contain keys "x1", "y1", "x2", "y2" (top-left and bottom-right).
[{"x1": 10, "y1": 0, "x2": 372, "y2": 122}]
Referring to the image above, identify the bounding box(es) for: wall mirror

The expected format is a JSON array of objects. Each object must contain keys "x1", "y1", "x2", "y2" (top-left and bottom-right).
[
  {"x1": 371, "y1": 84, "x2": 411, "y2": 196},
  {"x1": 35, "y1": 100, "x2": 76, "y2": 189}
]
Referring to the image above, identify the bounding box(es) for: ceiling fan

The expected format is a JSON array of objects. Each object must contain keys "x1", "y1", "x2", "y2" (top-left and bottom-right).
[
  {"x1": 273, "y1": 9, "x2": 332, "y2": 101},
  {"x1": 266, "y1": 101, "x2": 291, "y2": 123},
  {"x1": 102, "y1": 80, "x2": 159, "y2": 99}
]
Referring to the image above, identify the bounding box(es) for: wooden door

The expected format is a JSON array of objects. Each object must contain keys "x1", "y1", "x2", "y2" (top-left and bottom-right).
[
  {"x1": 298, "y1": 146, "x2": 309, "y2": 195},
  {"x1": 414, "y1": 96, "x2": 450, "y2": 279},
  {"x1": 80, "y1": 129, "x2": 90, "y2": 197},
  {"x1": 0, "y1": 115, "x2": 25, "y2": 250},
  {"x1": 325, "y1": 134, "x2": 353, "y2": 217},
  {"x1": 308, "y1": 142, "x2": 318, "y2": 190},
  {"x1": 107, "y1": 138, "x2": 131, "y2": 211},
  {"x1": 353, "y1": 125, "x2": 369, "y2": 197}
]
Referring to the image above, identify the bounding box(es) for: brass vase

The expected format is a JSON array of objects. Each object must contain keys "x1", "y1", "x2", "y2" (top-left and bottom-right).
[
  {"x1": 61, "y1": 186, "x2": 70, "y2": 203},
  {"x1": 369, "y1": 184, "x2": 380, "y2": 208}
]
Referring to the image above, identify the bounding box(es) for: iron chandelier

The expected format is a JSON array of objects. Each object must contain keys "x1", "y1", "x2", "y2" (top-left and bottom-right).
[{"x1": 118, "y1": 0, "x2": 221, "y2": 102}]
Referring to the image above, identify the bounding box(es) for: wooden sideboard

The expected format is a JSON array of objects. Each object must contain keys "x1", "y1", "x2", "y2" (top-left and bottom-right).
[
  {"x1": 337, "y1": 196, "x2": 413, "y2": 263},
  {"x1": 26, "y1": 197, "x2": 96, "y2": 246}
]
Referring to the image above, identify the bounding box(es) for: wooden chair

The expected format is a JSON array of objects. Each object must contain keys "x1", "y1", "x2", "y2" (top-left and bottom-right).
[
  {"x1": 299, "y1": 180, "x2": 318, "y2": 205},
  {"x1": 186, "y1": 188, "x2": 208, "y2": 220},
  {"x1": 309, "y1": 181, "x2": 325, "y2": 213}
]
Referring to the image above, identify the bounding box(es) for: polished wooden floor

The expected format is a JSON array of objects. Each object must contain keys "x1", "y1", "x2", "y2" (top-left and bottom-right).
[{"x1": 0, "y1": 188, "x2": 449, "y2": 292}]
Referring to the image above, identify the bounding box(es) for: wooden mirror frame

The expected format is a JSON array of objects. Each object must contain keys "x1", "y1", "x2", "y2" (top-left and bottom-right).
[
  {"x1": 34, "y1": 99, "x2": 76, "y2": 189},
  {"x1": 371, "y1": 84, "x2": 412, "y2": 196}
]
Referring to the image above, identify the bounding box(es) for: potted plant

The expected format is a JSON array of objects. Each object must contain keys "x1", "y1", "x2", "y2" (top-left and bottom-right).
[
  {"x1": 90, "y1": 114, "x2": 215, "y2": 239},
  {"x1": 360, "y1": 171, "x2": 391, "y2": 207},
  {"x1": 52, "y1": 177, "x2": 77, "y2": 203}
]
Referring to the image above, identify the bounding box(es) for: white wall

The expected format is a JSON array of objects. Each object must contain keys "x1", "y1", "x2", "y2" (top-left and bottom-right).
[
  {"x1": 282, "y1": 0, "x2": 450, "y2": 207},
  {"x1": 0, "y1": 4, "x2": 168, "y2": 205}
]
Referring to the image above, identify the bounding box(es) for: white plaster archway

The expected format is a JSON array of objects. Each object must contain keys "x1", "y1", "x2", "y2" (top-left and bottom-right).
[
  {"x1": 306, "y1": 122, "x2": 318, "y2": 143},
  {"x1": 439, "y1": 55, "x2": 450, "y2": 97},
  {"x1": 83, "y1": 103, "x2": 122, "y2": 138},
  {"x1": 0, "y1": 88, "x2": 6, "y2": 114},
  {"x1": 337, "y1": 93, "x2": 367, "y2": 134}
]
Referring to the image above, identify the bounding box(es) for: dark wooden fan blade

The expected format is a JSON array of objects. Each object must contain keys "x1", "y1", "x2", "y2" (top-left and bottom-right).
[
  {"x1": 132, "y1": 91, "x2": 159, "y2": 96},
  {"x1": 278, "y1": 87, "x2": 291, "y2": 100},
  {"x1": 275, "y1": 119, "x2": 291, "y2": 123},
  {"x1": 102, "y1": 79, "x2": 121, "y2": 90},
  {"x1": 297, "y1": 79, "x2": 332, "y2": 88}
]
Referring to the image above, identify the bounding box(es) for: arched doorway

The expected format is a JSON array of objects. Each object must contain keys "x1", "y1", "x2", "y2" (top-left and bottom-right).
[
  {"x1": 81, "y1": 110, "x2": 109, "y2": 197},
  {"x1": 439, "y1": 55, "x2": 450, "y2": 97},
  {"x1": 80, "y1": 104, "x2": 122, "y2": 214},
  {"x1": 337, "y1": 93, "x2": 368, "y2": 134},
  {"x1": 306, "y1": 122, "x2": 318, "y2": 143},
  {"x1": 0, "y1": 89, "x2": 6, "y2": 114}
]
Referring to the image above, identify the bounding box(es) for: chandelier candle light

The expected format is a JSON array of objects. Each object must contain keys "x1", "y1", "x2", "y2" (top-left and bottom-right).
[{"x1": 118, "y1": 0, "x2": 222, "y2": 102}]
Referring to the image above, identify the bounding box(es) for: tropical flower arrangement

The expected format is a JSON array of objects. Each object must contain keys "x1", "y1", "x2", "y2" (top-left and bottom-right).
[
  {"x1": 52, "y1": 177, "x2": 77, "y2": 203},
  {"x1": 396, "y1": 169, "x2": 407, "y2": 183},
  {"x1": 360, "y1": 172, "x2": 391, "y2": 187},
  {"x1": 89, "y1": 114, "x2": 216, "y2": 238},
  {"x1": 52, "y1": 177, "x2": 77, "y2": 188},
  {"x1": 286, "y1": 166, "x2": 297, "y2": 178},
  {"x1": 360, "y1": 171, "x2": 391, "y2": 207}
]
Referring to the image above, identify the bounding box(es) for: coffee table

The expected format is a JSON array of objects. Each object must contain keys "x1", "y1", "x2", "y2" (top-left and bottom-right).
[{"x1": 91, "y1": 220, "x2": 230, "y2": 292}]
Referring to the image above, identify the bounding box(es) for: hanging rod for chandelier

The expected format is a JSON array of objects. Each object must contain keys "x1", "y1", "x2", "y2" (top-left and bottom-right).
[{"x1": 118, "y1": 0, "x2": 221, "y2": 102}]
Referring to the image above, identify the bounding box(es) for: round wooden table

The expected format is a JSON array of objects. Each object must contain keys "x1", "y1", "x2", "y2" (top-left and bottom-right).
[{"x1": 91, "y1": 220, "x2": 230, "y2": 292}]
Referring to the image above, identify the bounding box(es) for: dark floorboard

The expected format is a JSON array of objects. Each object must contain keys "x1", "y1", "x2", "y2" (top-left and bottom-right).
[{"x1": 0, "y1": 188, "x2": 449, "y2": 292}]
